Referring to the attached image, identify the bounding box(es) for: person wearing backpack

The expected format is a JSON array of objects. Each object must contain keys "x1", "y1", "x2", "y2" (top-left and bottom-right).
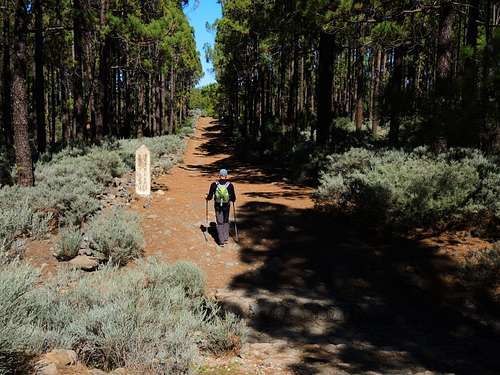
[{"x1": 206, "y1": 169, "x2": 236, "y2": 246}]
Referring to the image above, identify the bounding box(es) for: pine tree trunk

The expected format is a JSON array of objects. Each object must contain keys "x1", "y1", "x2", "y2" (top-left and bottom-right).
[
  {"x1": 2, "y1": 0, "x2": 13, "y2": 145},
  {"x1": 371, "y1": 49, "x2": 382, "y2": 136},
  {"x1": 72, "y1": 0, "x2": 85, "y2": 140},
  {"x1": 60, "y1": 67, "x2": 69, "y2": 144},
  {"x1": 96, "y1": 36, "x2": 110, "y2": 139},
  {"x1": 389, "y1": 47, "x2": 404, "y2": 145},
  {"x1": 354, "y1": 46, "x2": 364, "y2": 132},
  {"x1": 50, "y1": 65, "x2": 56, "y2": 145},
  {"x1": 33, "y1": 0, "x2": 46, "y2": 152},
  {"x1": 316, "y1": 31, "x2": 336, "y2": 146},
  {"x1": 12, "y1": 0, "x2": 33, "y2": 186},
  {"x1": 436, "y1": 2, "x2": 456, "y2": 96},
  {"x1": 169, "y1": 63, "x2": 175, "y2": 134}
]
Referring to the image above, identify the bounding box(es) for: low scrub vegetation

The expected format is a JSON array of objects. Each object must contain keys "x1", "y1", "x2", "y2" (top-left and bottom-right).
[
  {"x1": 54, "y1": 227, "x2": 82, "y2": 261},
  {"x1": 87, "y1": 208, "x2": 144, "y2": 266},
  {"x1": 0, "y1": 134, "x2": 186, "y2": 260},
  {"x1": 0, "y1": 258, "x2": 246, "y2": 375},
  {"x1": 460, "y1": 242, "x2": 500, "y2": 293},
  {"x1": 315, "y1": 147, "x2": 500, "y2": 232}
]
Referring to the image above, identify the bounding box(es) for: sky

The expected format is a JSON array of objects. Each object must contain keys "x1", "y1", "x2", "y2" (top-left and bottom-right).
[{"x1": 185, "y1": 0, "x2": 222, "y2": 88}]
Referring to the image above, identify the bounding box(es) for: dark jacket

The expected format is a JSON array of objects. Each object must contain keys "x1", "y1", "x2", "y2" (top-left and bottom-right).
[{"x1": 206, "y1": 180, "x2": 236, "y2": 207}]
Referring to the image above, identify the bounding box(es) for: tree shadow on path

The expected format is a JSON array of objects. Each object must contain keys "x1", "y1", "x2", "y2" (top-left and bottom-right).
[{"x1": 194, "y1": 120, "x2": 500, "y2": 375}]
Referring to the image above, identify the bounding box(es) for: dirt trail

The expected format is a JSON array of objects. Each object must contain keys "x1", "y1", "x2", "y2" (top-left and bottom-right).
[
  {"x1": 131, "y1": 117, "x2": 313, "y2": 291},
  {"x1": 130, "y1": 118, "x2": 500, "y2": 375}
]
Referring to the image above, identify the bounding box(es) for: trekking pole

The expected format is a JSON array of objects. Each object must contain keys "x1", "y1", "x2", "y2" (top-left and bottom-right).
[
  {"x1": 232, "y1": 201, "x2": 239, "y2": 242},
  {"x1": 203, "y1": 199, "x2": 208, "y2": 242}
]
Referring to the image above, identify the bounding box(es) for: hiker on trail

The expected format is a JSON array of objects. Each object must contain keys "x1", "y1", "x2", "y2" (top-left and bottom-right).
[{"x1": 206, "y1": 169, "x2": 236, "y2": 246}]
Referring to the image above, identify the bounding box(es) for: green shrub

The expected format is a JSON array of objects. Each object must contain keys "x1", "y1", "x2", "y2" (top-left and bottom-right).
[
  {"x1": 315, "y1": 147, "x2": 500, "y2": 231},
  {"x1": 459, "y1": 242, "x2": 500, "y2": 290},
  {"x1": 118, "y1": 135, "x2": 186, "y2": 170},
  {"x1": 0, "y1": 127, "x2": 190, "y2": 261},
  {"x1": 87, "y1": 209, "x2": 144, "y2": 266},
  {"x1": 0, "y1": 259, "x2": 245, "y2": 375},
  {"x1": 55, "y1": 227, "x2": 82, "y2": 261},
  {"x1": 202, "y1": 305, "x2": 246, "y2": 355},
  {"x1": 0, "y1": 263, "x2": 44, "y2": 375}
]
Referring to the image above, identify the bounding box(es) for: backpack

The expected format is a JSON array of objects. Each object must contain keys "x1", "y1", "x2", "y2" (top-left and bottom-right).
[{"x1": 215, "y1": 182, "x2": 230, "y2": 206}]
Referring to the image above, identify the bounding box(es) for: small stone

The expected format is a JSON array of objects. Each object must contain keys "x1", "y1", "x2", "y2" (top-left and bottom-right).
[
  {"x1": 69, "y1": 255, "x2": 99, "y2": 271},
  {"x1": 156, "y1": 190, "x2": 165, "y2": 196}
]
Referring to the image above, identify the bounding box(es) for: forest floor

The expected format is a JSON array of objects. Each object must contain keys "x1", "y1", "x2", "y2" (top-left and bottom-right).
[{"x1": 25, "y1": 117, "x2": 499, "y2": 375}]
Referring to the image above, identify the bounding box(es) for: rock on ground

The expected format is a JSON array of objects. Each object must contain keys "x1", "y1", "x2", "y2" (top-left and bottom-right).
[{"x1": 69, "y1": 255, "x2": 99, "y2": 271}]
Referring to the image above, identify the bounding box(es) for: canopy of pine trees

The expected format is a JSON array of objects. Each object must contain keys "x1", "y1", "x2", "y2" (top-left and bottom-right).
[
  {"x1": 211, "y1": 0, "x2": 500, "y2": 151},
  {"x1": 1, "y1": 0, "x2": 202, "y2": 186}
]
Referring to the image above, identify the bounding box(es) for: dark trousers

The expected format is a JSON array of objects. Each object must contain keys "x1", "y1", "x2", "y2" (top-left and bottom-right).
[{"x1": 214, "y1": 204, "x2": 230, "y2": 244}]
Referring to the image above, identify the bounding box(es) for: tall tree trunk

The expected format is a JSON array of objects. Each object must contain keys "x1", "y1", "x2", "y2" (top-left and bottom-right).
[
  {"x1": 2, "y1": 0, "x2": 13, "y2": 145},
  {"x1": 73, "y1": 0, "x2": 85, "y2": 140},
  {"x1": 287, "y1": 40, "x2": 299, "y2": 141},
  {"x1": 50, "y1": 65, "x2": 56, "y2": 145},
  {"x1": 316, "y1": 31, "x2": 336, "y2": 146},
  {"x1": 480, "y1": 0, "x2": 494, "y2": 149},
  {"x1": 98, "y1": 36, "x2": 111, "y2": 139},
  {"x1": 154, "y1": 73, "x2": 159, "y2": 135},
  {"x1": 60, "y1": 68, "x2": 69, "y2": 144},
  {"x1": 435, "y1": 1, "x2": 456, "y2": 142},
  {"x1": 138, "y1": 79, "x2": 145, "y2": 137},
  {"x1": 169, "y1": 63, "x2": 175, "y2": 134},
  {"x1": 12, "y1": 0, "x2": 33, "y2": 186},
  {"x1": 33, "y1": 0, "x2": 46, "y2": 153},
  {"x1": 354, "y1": 45, "x2": 365, "y2": 132},
  {"x1": 389, "y1": 47, "x2": 404, "y2": 145},
  {"x1": 457, "y1": 0, "x2": 480, "y2": 146},
  {"x1": 371, "y1": 48, "x2": 382, "y2": 136}
]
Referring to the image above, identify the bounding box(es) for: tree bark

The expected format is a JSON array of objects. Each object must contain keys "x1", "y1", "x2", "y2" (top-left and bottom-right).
[
  {"x1": 389, "y1": 47, "x2": 404, "y2": 145},
  {"x1": 73, "y1": 0, "x2": 85, "y2": 140},
  {"x1": 2, "y1": 0, "x2": 13, "y2": 145},
  {"x1": 33, "y1": 0, "x2": 46, "y2": 153},
  {"x1": 316, "y1": 31, "x2": 336, "y2": 146},
  {"x1": 50, "y1": 66, "x2": 56, "y2": 145},
  {"x1": 12, "y1": 0, "x2": 33, "y2": 186},
  {"x1": 436, "y1": 2, "x2": 456, "y2": 97},
  {"x1": 354, "y1": 45, "x2": 365, "y2": 132},
  {"x1": 371, "y1": 48, "x2": 382, "y2": 136},
  {"x1": 169, "y1": 63, "x2": 175, "y2": 134}
]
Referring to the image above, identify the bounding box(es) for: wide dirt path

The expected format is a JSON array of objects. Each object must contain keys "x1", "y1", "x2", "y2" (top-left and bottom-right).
[
  {"x1": 131, "y1": 117, "x2": 313, "y2": 291},
  {"x1": 131, "y1": 117, "x2": 499, "y2": 375}
]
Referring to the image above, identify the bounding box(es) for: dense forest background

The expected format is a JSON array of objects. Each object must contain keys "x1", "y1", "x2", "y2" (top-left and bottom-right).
[
  {"x1": 209, "y1": 0, "x2": 500, "y2": 154},
  {"x1": 1, "y1": 0, "x2": 201, "y2": 186}
]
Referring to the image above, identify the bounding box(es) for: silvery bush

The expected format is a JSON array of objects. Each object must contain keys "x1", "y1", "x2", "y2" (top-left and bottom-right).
[
  {"x1": 0, "y1": 132, "x2": 188, "y2": 261},
  {"x1": 315, "y1": 147, "x2": 500, "y2": 231},
  {"x1": 87, "y1": 208, "x2": 144, "y2": 266},
  {"x1": 0, "y1": 259, "x2": 245, "y2": 375}
]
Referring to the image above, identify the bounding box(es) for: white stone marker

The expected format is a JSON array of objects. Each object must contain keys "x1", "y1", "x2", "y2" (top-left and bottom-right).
[{"x1": 135, "y1": 145, "x2": 151, "y2": 197}]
